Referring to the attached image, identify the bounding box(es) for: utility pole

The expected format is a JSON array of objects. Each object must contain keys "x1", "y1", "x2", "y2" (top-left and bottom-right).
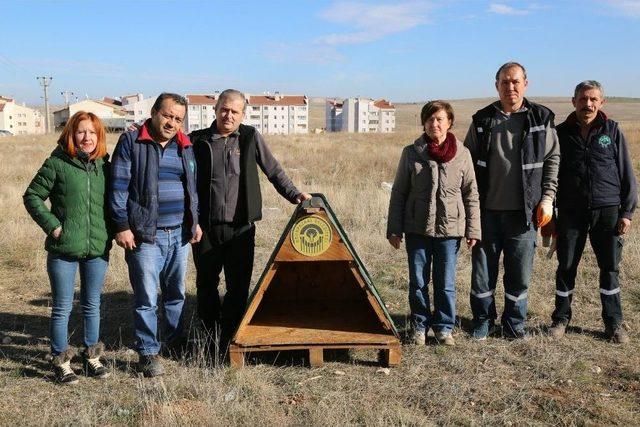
[
  {"x1": 61, "y1": 90, "x2": 75, "y2": 106},
  {"x1": 37, "y1": 76, "x2": 52, "y2": 133}
]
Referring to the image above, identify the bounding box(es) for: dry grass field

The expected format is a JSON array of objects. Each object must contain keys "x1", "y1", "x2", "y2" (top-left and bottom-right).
[{"x1": 1, "y1": 98, "x2": 640, "y2": 425}]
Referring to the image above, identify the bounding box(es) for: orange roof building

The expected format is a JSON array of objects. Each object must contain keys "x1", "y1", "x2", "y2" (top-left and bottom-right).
[{"x1": 185, "y1": 92, "x2": 309, "y2": 135}]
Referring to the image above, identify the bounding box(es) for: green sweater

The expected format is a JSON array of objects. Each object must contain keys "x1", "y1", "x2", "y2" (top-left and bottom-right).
[{"x1": 23, "y1": 146, "x2": 111, "y2": 259}]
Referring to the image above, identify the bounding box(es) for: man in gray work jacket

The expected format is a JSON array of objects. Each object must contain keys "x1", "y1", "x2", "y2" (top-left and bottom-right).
[
  {"x1": 190, "y1": 89, "x2": 311, "y2": 350},
  {"x1": 465, "y1": 62, "x2": 560, "y2": 339}
]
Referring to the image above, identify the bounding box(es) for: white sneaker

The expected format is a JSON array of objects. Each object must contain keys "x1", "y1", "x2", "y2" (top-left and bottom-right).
[
  {"x1": 435, "y1": 331, "x2": 455, "y2": 346},
  {"x1": 411, "y1": 330, "x2": 426, "y2": 345}
]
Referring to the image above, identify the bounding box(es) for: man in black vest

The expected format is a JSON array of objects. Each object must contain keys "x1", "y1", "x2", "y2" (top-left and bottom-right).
[
  {"x1": 549, "y1": 80, "x2": 636, "y2": 344},
  {"x1": 190, "y1": 89, "x2": 311, "y2": 349},
  {"x1": 465, "y1": 62, "x2": 560, "y2": 340}
]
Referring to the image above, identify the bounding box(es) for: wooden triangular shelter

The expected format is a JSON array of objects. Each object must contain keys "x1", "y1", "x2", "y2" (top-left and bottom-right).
[{"x1": 230, "y1": 194, "x2": 401, "y2": 367}]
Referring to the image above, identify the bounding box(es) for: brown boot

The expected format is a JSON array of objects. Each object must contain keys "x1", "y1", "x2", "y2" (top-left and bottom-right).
[
  {"x1": 548, "y1": 322, "x2": 567, "y2": 339},
  {"x1": 606, "y1": 324, "x2": 630, "y2": 344}
]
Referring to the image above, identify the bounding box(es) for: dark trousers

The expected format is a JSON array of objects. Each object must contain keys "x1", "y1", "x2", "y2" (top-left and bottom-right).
[
  {"x1": 552, "y1": 206, "x2": 623, "y2": 328},
  {"x1": 194, "y1": 224, "x2": 255, "y2": 345},
  {"x1": 470, "y1": 210, "x2": 537, "y2": 334}
]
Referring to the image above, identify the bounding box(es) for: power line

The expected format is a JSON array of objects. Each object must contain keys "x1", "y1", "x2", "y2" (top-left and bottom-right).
[{"x1": 60, "y1": 90, "x2": 75, "y2": 106}]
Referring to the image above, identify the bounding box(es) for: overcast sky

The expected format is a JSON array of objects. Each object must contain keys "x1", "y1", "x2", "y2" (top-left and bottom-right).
[{"x1": 1, "y1": 0, "x2": 639, "y2": 105}]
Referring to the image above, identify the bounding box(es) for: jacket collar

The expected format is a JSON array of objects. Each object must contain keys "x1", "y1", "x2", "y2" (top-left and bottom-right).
[
  {"x1": 137, "y1": 119, "x2": 191, "y2": 148},
  {"x1": 492, "y1": 98, "x2": 530, "y2": 116},
  {"x1": 210, "y1": 120, "x2": 241, "y2": 139},
  {"x1": 413, "y1": 133, "x2": 460, "y2": 163},
  {"x1": 565, "y1": 110, "x2": 607, "y2": 129},
  {"x1": 52, "y1": 145, "x2": 104, "y2": 169}
]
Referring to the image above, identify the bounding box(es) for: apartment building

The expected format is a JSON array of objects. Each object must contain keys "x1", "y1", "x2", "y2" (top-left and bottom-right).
[
  {"x1": 325, "y1": 99, "x2": 343, "y2": 132},
  {"x1": 185, "y1": 92, "x2": 309, "y2": 135},
  {"x1": 185, "y1": 94, "x2": 218, "y2": 132},
  {"x1": 244, "y1": 93, "x2": 309, "y2": 135},
  {"x1": 0, "y1": 96, "x2": 45, "y2": 135},
  {"x1": 325, "y1": 97, "x2": 395, "y2": 133},
  {"x1": 120, "y1": 94, "x2": 156, "y2": 127},
  {"x1": 53, "y1": 99, "x2": 127, "y2": 130}
]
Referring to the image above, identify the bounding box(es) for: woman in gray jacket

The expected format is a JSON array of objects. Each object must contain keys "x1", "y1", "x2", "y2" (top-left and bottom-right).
[{"x1": 387, "y1": 100, "x2": 481, "y2": 346}]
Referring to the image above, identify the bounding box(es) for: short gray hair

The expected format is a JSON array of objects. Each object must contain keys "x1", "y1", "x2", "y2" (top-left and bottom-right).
[
  {"x1": 573, "y1": 80, "x2": 604, "y2": 99},
  {"x1": 495, "y1": 62, "x2": 527, "y2": 81},
  {"x1": 215, "y1": 89, "x2": 247, "y2": 112}
]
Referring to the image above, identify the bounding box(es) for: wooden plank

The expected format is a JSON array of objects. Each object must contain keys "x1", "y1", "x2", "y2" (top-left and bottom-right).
[
  {"x1": 229, "y1": 347, "x2": 245, "y2": 368},
  {"x1": 233, "y1": 343, "x2": 396, "y2": 351},
  {"x1": 229, "y1": 343, "x2": 400, "y2": 368},
  {"x1": 234, "y1": 301, "x2": 395, "y2": 346},
  {"x1": 308, "y1": 348, "x2": 324, "y2": 367},
  {"x1": 387, "y1": 345, "x2": 402, "y2": 366},
  {"x1": 235, "y1": 324, "x2": 397, "y2": 346},
  {"x1": 379, "y1": 344, "x2": 402, "y2": 367}
]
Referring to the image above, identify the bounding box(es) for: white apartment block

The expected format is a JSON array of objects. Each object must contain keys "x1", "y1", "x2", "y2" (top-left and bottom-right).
[
  {"x1": 185, "y1": 92, "x2": 309, "y2": 135},
  {"x1": 0, "y1": 96, "x2": 45, "y2": 135},
  {"x1": 185, "y1": 94, "x2": 218, "y2": 133},
  {"x1": 101, "y1": 93, "x2": 157, "y2": 127},
  {"x1": 53, "y1": 99, "x2": 127, "y2": 130},
  {"x1": 326, "y1": 97, "x2": 395, "y2": 133},
  {"x1": 245, "y1": 93, "x2": 308, "y2": 135},
  {"x1": 120, "y1": 94, "x2": 156, "y2": 127},
  {"x1": 325, "y1": 99, "x2": 343, "y2": 132}
]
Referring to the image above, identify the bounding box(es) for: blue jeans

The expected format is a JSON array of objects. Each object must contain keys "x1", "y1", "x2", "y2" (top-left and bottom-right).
[
  {"x1": 470, "y1": 210, "x2": 536, "y2": 334},
  {"x1": 47, "y1": 253, "x2": 109, "y2": 356},
  {"x1": 406, "y1": 234, "x2": 461, "y2": 333},
  {"x1": 125, "y1": 226, "x2": 189, "y2": 356}
]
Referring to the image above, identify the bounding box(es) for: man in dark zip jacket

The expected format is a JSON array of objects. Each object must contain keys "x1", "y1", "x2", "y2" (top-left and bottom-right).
[
  {"x1": 465, "y1": 62, "x2": 560, "y2": 340},
  {"x1": 189, "y1": 89, "x2": 311, "y2": 350},
  {"x1": 549, "y1": 80, "x2": 637, "y2": 344},
  {"x1": 110, "y1": 93, "x2": 202, "y2": 377}
]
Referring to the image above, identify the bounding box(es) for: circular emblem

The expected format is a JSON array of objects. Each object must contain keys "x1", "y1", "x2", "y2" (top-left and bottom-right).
[
  {"x1": 598, "y1": 135, "x2": 612, "y2": 148},
  {"x1": 290, "y1": 215, "x2": 333, "y2": 257}
]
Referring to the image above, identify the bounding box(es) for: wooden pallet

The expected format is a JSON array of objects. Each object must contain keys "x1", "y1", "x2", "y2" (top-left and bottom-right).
[
  {"x1": 229, "y1": 342, "x2": 402, "y2": 368},
  {"x1": 230, "y1": 301, "x2": 402, "y2": 367}
]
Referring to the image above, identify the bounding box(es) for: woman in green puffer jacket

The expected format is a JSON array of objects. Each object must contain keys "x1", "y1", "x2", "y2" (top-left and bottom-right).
[{"x1": 23, "y1": 111, "x2": 111, "y2": 385}]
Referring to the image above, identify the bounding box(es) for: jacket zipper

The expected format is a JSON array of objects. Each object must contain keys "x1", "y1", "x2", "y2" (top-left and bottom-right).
[
  {"x1": 86, "y1": 166, "x2": 91, "y2": 257},
  {"x1": 222, "y1": 136, "x2": 228, "y2": 220},
  {"x1": 204, "y1": 139, "x2": 214, "y2": 229},
  {"x1": 521, "y1": 125, "x2": 529, "y2": 224},
  {"x1": 583, "y1": 131, "x2": 592, "y2": 209},
  {"x1": 182, "y1": 149, "x2": 192, "y2": 232}
]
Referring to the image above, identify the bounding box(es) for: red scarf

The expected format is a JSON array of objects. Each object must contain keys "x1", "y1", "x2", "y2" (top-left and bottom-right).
[{"x1": 426, "y1": 132, "x2": 457, "y2": 163}]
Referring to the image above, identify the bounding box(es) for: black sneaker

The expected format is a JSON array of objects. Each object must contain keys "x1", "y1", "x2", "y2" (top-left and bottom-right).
[
  {"x1": 52, "y1": 349, "x2": 79, "y2": 385},
  {"x1": 505, "y1": 327, "x2": 530, "y2": 340},
  {"x1": 138, "y1": 354, "x2": 165, "y2": 377},
  {"x1": 53, "y1": 361, "x2": 79, "y2": 384},
  {"x1": 82, "y1": 343, "x2": 110, "y2": 379}
]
